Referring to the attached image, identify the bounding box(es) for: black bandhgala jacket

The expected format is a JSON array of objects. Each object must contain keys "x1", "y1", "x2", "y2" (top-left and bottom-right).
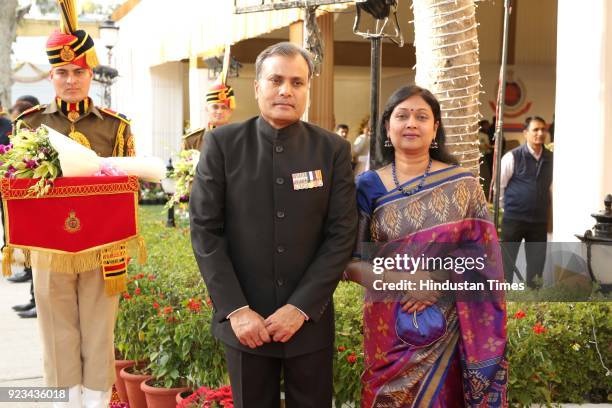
[{"x1": 189, "y1": 116, "x2": 357, "y2": 357}]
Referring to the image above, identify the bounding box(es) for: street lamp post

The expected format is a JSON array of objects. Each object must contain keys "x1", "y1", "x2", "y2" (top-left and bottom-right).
[
  {"x1": 160, "y1": 158, "x2": 176, "y2": 228},
  {"x1": 97, "y1": 19, "x2": 120, "y2": 107}
]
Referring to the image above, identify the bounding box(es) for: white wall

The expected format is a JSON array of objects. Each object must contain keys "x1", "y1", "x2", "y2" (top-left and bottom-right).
[
  {"x1": 553, "y1": 0, "x2": 612, "y2": 241},
  {"x1": 150, "y1": 62, "x2": 184, "y2": 161}
]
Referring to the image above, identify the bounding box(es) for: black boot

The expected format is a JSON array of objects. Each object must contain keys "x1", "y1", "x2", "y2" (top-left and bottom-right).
[
  {"x1": 12, "y1": 300, "x2": 35, "y2": 312},
  {"x1": 18, "y1": 306, "x2": 37, "y2": 318},
  {"x1": 7, "y1": 267, "x2": 32, "y2": 283}
]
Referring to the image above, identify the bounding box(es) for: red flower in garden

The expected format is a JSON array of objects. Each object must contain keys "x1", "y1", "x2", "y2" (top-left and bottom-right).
[
  {"x1": 135, "y1": 273, "x2": 145, "y2": 280},
  {"x1": 122, "y1": 293, "x2": 131, "y2": 300},
  {"x1": 514, "y1": 310, "x2": 526, "y2": 319},
  {"x1": 153, "y1": 302, "x2": 159, "y2": 309},
  {"x1": 347, "y1": 353, "x2": 357, "y2": 364},
  {"x1": 532, "y1": 322, "x2": 546, "y2": 334},
  {"x1": 338, "y1": 346, "x2": 346, "y2": 352},
  {"x1": 134, "y1": 288, "x2": 141, "y2": 295},
  {"x1": 206, "y1": 297, "x2": 213, "y2": 307},
  {"x1": 187, "y1": 298, "x2": 202, "y2": 312},
  {"x1": 163, "y1": 306, "x2": 173, "y2": 315},
  {"x1": 148, "y1": 274, "x2": 155, "y2": 280},
  {"x1": 178, "y1": 385, "x2": 233, "y2": 408}
]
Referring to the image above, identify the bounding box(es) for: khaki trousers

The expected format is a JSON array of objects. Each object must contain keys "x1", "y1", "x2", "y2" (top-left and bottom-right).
[{"x1": 32, "y1": 252, "x2": 119, "y2": 391}]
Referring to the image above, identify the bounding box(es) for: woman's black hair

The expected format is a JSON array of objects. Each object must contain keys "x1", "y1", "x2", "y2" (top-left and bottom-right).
[{"x1": 379, "y1": 85, "x2": 459, "y2": 166}]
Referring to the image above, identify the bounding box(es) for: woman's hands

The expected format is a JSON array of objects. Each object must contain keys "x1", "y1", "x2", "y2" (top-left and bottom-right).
[{"x1": 399, "y1": 270, "x2": 441, "y2": 313}]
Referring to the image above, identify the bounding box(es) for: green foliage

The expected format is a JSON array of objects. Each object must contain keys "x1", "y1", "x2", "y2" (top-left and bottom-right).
[
  {"x1": 114, "y1": 273, "x2": 160, "y2": 363},
  {"x1": 333, "y1": 282, "x2": 364, "y2": 407},
  {"x1": 507, "y1": 302, "x2": 612, "y2": 406}
]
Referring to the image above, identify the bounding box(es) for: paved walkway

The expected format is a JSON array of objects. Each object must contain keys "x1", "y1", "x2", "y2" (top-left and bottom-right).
[{"x1": 0, "y1": 256, "x2": 48, "y2": 407}]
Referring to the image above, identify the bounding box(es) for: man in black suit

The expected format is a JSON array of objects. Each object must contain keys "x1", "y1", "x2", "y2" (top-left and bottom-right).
[{"x1": 189, "y1": 42, "x2": 357, "y2": 408}]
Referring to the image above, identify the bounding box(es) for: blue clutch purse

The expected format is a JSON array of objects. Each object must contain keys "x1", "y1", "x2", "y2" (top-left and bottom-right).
[{"x1": 395, "y1": 305, "x2": 447, "y2": 348}]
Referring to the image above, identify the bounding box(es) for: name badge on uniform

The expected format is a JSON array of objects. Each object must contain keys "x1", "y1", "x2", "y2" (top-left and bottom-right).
[{"x1": 292, "y1": 170, "x2": 323, "y2": 190}]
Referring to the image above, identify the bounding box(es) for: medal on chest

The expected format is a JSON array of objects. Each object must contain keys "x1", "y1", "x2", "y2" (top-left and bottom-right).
[{"x1": 292, "y1": 170, "x2": 324, "y2": 190}]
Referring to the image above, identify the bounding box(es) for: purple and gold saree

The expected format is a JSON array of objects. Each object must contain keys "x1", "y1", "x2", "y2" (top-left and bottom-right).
[{"x1": 355, "y1": 166, "x2": 507, "y2": 408}]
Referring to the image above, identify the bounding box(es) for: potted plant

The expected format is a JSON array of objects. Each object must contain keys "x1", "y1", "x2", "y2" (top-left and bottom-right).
[
  {"x1": 140, "y1": 301, "x2": 193, "y2": 408},
  {"x1": 116, "y1": 273, "x2": 160, "y2": 408}
]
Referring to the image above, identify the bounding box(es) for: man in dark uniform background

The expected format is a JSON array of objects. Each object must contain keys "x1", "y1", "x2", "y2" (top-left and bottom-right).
[{"x1": 189, "y1": 42, "x2": 357, "y2": 408}]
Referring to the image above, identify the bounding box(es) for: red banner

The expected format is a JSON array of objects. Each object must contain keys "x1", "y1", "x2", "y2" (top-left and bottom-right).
[{"x1": 1, "y1": 176, "x2": 139, "y2": 254}]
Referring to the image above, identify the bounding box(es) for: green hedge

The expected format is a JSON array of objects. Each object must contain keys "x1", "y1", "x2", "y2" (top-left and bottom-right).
[{"x1": 116, "y1": 206, "x2": 612, "y2": 405}]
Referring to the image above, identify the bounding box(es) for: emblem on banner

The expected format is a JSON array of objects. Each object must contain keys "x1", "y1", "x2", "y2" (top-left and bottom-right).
[{"x1": 64, "y1": 211, "x2": 81, "y2": 233}]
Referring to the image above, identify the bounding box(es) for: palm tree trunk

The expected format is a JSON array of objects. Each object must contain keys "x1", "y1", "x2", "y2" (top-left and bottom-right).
[
  {"x1": 412, "y1": 0, "x2": 481, "y2": 175},
  {"x1": 0, "y1": 0, "x2": 18, "y2": 110}
]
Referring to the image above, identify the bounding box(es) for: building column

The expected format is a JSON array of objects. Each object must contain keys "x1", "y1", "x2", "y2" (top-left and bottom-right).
[
  {"x1": 308, "y1": 13, "x2": 335, "y2": 131},
  {"x1": 553, "y1": 0, "x2": 612, "y2": 241},
  {"x1": 289, "y1": 15, "x2": 335, "y2": 130}
]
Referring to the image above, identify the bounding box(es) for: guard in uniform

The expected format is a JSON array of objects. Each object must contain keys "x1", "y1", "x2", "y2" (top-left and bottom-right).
[
  {"x1": 182, "y1": 82, "x2": 235, "y2": 151},
  {"x1": 13, "y1": 1, "x2": 135, "y2": 406}
]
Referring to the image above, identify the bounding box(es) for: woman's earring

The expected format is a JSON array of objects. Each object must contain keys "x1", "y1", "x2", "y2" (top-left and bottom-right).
[
  {"x1": 384, "y1": 137, "x2": 393, "y2": 148},
  {"x1": 430, "y1": 139, "x2": 439, "y2": 149}
]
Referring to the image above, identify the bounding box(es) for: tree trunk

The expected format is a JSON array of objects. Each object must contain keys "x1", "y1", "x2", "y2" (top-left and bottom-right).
[
  {"x1": 412, "y1": 0, "x2": 481, "y2": 176},
  {"x1": 0, "y1": 0, "x2": 18, "y2": 111}
]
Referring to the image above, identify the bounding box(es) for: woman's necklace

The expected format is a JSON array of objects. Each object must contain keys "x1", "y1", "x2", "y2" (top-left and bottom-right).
[{"x1": 392, "y1": 158, "x2": 433, "y2": 196}]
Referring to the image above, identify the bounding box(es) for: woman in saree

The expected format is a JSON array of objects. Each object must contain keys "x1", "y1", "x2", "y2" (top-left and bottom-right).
[{"x1": 345, "y1": 85, "x2": 508, "y2": 407}]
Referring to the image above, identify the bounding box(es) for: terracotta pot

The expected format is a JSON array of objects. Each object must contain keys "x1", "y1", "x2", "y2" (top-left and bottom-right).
[
  {"x1": 114, "y1": 359, "x2": 135, "y2": 403},
  {"x1": 175, "y1": 389, "x2": 193, "y2": 405},
  {"x1": 119, "y1": 365, "x2": 152, "y2": 408},
  {"x1": 141, "y1": 379, "x2": 189, "y2": 408}
]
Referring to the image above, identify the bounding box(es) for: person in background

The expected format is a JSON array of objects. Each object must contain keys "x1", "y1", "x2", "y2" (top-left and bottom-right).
[
  {"x1": 182, "y1": 82, "x2": 236, "y2": 151},
  {"x1": 352, "y1": 116, "x2": 371, "y2": 177},
  {"x1": 499, "y1": 116, "x2": 553, "y2": 287},
  {"x1": 335, "y1": 123, "x2": 349, "y2": 139},
  {"x1": 7, "y1": 95, "x2": 41, "y2": 318}
]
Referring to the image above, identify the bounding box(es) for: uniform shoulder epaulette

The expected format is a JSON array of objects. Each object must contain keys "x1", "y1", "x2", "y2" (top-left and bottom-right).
[
  {"x1": 14, "y1": 104, "x2": 45, "y2": 122},
  {"x1": 182, "y1": 127, "x2": 205, "y2": 139},
  {"x1": 100, "y1": 107, "x2": 131, "y2": 125}
]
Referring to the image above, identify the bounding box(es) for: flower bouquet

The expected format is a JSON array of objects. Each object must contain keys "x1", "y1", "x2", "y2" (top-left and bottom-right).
[
  {"x1": 0, "y1": 125, "x2": 61, "y2": 196},
  {"x1": 177, "y1": 385, "x2": 233, "y2": 408},
  {"x1": 165, "y1": 149, "x2": 199, "y2": 209}
]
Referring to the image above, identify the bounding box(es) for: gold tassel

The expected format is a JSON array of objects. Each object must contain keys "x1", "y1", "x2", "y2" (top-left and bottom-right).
[
  {"x1": 23, "y1": 250, "x2": 31, "y2": 268},
  {"x1": 137, "y1": 236, "x2": 147, "y2": 265},
  {"x1": 104, "y1": 274, "x2": 127, "y2": 296},
  {"x1": 2, "y1": 247, "x2": 13, "y2": 277},
  {"x1": 49, "y1": 251, "x2": 100, "y2": 274},
  {"x1": 101, "y1": 243, "x2": 128, "y2": 296}
]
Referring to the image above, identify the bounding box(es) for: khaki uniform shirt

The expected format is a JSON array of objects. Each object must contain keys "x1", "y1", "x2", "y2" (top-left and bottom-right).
[
  {"x1": 14, "y1": 100, "x2": 135, "y2": 158},
  {"x1": 182, "y1": 127, "x2": 206, "y2": 151}
]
